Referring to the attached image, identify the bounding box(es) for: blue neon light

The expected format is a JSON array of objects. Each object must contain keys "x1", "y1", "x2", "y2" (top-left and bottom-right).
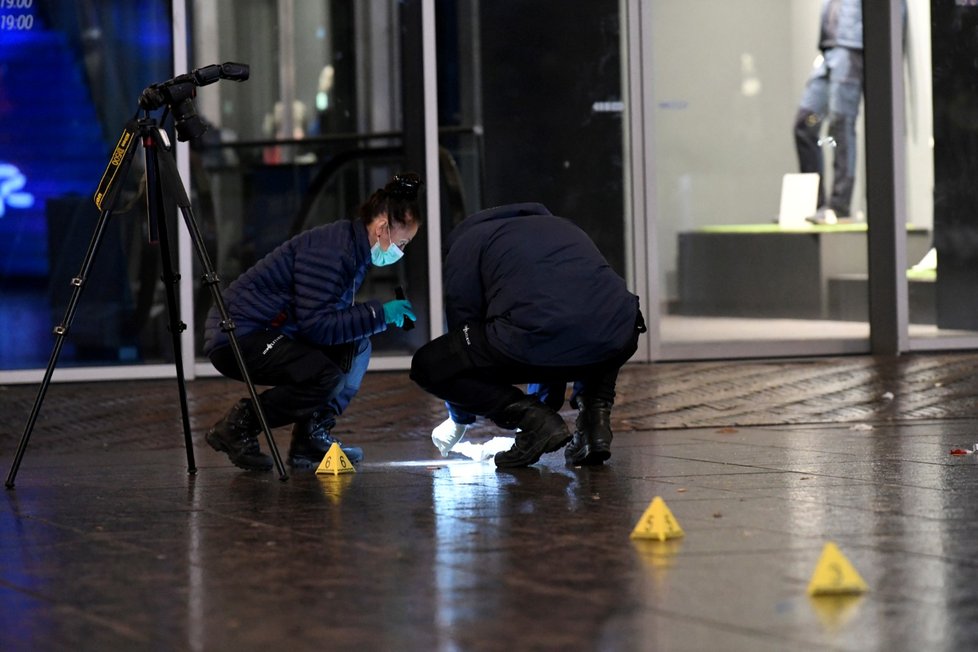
[{"x1": 0, "y1": 163, "x2": 35, "y2": 218}]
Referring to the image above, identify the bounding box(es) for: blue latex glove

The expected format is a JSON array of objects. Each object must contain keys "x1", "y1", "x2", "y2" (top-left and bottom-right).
[{"x1": 383, "y1": 299, "x2": 416, "y2": 327}]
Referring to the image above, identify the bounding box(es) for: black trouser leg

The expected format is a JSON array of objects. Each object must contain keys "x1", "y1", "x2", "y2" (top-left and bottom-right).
[
  {"x1": 528, "y1": 382, "x2": 570, "y2": 412},
  {"x1": 410, "y1": 322, "x2": 639, "y2": 424},
  {"x1": 210, "y1": 331, "x2": 345, "y2": 428},
  {"x1": 409, "y1": 326, "x2": 524, "y2": 421}
]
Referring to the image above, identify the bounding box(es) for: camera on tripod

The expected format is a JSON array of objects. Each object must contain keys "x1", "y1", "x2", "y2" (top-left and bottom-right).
[
  {"x1": 138, "y1": 62, "x2": 249, "y2": 142},
  {"x1": 6, "y1": 58, "x2": 294, "y2": 488}
]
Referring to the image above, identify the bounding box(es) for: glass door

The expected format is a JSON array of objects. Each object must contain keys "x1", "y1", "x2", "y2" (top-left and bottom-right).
[
  {"x1": 909, "y1": 0, "x2": 978, "y2": 350},
  {"x1": 188, "y1": 0, "x2": 432, "y2": 371},
  {"x1": 648, "y1": 0, "x2": 876, "y2": 359},
  {"x1": 433, "y1": 0, "x2": 633, "y2": 335},
  {"x1": 0, "y1": 1, "x2": 174, "y2": 378}
]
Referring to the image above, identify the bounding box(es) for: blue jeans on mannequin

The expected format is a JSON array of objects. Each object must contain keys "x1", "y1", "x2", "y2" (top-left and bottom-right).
[{"x1": 793, "y1": 46, "x2": 863, "y2": 217}]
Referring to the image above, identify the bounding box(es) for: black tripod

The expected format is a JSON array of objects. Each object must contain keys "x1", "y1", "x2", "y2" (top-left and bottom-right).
[{"x1": 5, "y1": 66, "x2": 289, "y2": 487}]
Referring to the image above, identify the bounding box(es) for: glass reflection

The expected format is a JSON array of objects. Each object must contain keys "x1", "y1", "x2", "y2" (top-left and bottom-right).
[
  {"x1": 188, "y1": 1, "x2": 429, "y2": 360},
  {"x1": 653, "y1": 1, "x2": 875, "y2": 352},
  {"x1": 924, "y1": 1, "x2": 978, "y2": 338},
  {"x1": 435, "y1": 0, "x2": 628, "y2": 279},
  {"x1": 0, "y1": 1, "x2": 173, "y2": 370}
]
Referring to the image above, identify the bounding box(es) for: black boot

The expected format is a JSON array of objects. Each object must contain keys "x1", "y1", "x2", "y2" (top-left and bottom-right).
[
  {"x1": 288, "y1": 410, "x2": 364, "y2": 469},
  {"x1": 565, "y1": 397, "x2": 614, "y2": 466},
  {"x1": 492, "y1": 397, "x2": 571, "y2": 468},
  {"x1": 205, "y1": 399, "x2": 273, "y2": 471}
]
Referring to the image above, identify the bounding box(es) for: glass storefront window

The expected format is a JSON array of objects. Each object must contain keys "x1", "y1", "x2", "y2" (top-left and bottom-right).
[
  {"x1": 913, "y1": 1, "x2": 978, "y2": 344},
  {"x1": 1, "y1": 0, "x2": 963, "y2": 380},
  {"x1": 188, "y1": 1, "x2": 430, "y2": 364},
  {"x1": 435, "y1": 0, "x2": 630, "y2": 296},
  {"x1": 0, "y1": 1, "x2": 172, "y2": 371},
  {"x1": 650, "y1": 1, "x2": 877, "y2": 357}
]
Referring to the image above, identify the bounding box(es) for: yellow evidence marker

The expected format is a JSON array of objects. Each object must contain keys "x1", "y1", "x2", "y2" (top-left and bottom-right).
[
  {"x1": 630, "y1": 496, "x2": 685, "y2": 541},
  {"x1": 806, "y1": 541, "x2": 868, "y2": 596},
  {"x1": 315, "y1": 442, "x2": 357, "y2": 476}
]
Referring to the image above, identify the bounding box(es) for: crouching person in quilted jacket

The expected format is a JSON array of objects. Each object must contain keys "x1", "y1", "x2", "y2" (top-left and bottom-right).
[{"x1": 202, "y1": 173, "x2": 423, "y2": 471}]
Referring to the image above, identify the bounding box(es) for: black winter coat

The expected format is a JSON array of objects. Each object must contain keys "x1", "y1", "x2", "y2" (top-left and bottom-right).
[{"x1": 444, "y1": 203, "x2": 639, "y2": 366}]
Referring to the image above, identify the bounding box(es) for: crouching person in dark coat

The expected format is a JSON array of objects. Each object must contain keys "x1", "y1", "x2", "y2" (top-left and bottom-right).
[
  {"x1": 410, "y1": 203, "x2": 645, "y2": 468},
  {"x1": 203, "y1": 173, "x2": 423, "y2": 471}
]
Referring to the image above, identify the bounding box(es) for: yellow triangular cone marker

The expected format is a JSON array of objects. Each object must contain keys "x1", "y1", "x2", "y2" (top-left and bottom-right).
[
  {"x1": 630, "y1": 496, "x2": 684, "y2": 541},
  {"x1": 807, "y1": 542, "x2": 868, "y2": 596},
  {"x1": 315, "y1": 442, "x2": 356, "y2": 476}
]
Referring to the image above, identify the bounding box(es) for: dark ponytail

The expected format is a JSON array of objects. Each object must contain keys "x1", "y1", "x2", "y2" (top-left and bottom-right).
[{"x1": 358, "y1": 172, "x2": 424, "y2": 228}]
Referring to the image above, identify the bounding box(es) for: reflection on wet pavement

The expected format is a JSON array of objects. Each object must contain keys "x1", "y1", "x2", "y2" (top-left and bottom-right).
[{"x1": 4, "y1": 355, "x2": 978, "y2": 650}]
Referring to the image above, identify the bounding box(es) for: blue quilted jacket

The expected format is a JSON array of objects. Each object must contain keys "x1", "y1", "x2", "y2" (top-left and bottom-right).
[{"x1": 203, "y1": 219, "x2": 387, "y2": 355}]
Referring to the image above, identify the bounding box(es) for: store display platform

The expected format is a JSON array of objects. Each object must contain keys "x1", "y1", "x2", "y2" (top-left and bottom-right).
[{"x1": 676, "y1": 223, "x2": 931, "y2": 319}]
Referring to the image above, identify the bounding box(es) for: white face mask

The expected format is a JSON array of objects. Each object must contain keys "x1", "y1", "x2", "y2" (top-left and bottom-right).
[{"x1": 370, "y1": 223, "x2": 405, "y2": 266}]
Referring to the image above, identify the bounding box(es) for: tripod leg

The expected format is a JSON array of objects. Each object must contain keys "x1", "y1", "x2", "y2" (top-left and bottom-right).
[
  {"x1": 188, "y1": 212, "x2": 289, "y2": 480},
  {"x1": 151, "y1": 132, "x2": 288, "y2": 480},
  {"x1": 5, "y1": 209, "x2": 115, "y2": 489},
  {"x1": 147, "y1": 153, "x2": 197, "y2": 474}
]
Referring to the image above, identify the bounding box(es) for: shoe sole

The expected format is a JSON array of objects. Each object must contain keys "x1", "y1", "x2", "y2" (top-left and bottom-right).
[
  {"x1": 495, "y1": 431, "x2": 571, "y2": 468},
  {"x1": 565, "y1": 444, "x2": 611, "y2": 466},
  {"x1": 544, "y1": 432, "x2": 572, "y2": 454},
  {"x1": 582, "y1": 448, "x2": 611, "y2": 465},
  {"x1": 586, "y1": 448, "x2": 611, "y2": 464},
  {"x1": 287, "y1": 456, "x2": 319, "y2": 470},
  {"x1": 205, "y1": 430, "x2": 273, "y2": 472}
]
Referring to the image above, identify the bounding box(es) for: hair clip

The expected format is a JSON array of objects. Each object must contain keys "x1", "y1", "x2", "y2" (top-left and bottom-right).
[{"x1": 388, "y1": 172, "x2": 423, "y2": 199}]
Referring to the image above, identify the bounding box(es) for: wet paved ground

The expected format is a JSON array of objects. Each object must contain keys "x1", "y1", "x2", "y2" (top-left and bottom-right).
[{"x1": 4, "y1": 353, "x2": 978, "y2": 650}]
